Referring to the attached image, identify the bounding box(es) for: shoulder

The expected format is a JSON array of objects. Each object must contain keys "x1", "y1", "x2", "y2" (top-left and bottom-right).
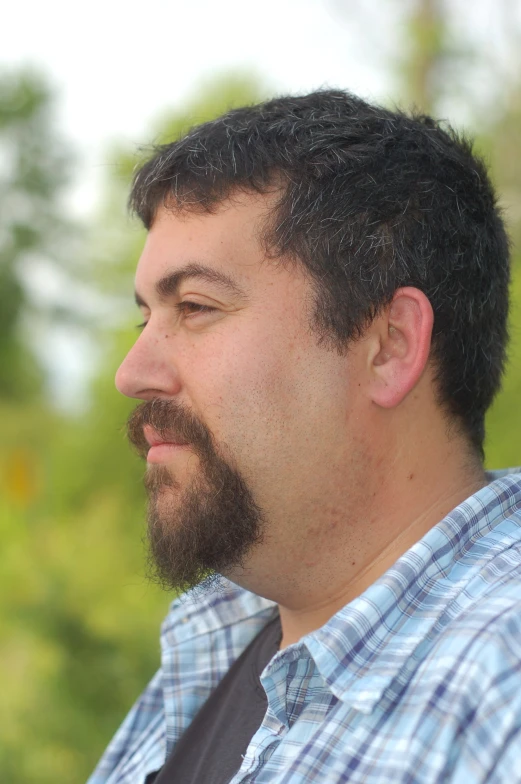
[
  {"x1": 401, "y1": 551, "x2": 521, "y2": 752},
  {"x1": 424, "y1": 596, "x2": 521, "y2": 782}
]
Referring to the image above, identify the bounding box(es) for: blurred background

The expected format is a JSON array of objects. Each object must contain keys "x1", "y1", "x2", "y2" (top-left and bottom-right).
[{"x1": 1, "y1": 0, "x2": 520, "y2": 781}]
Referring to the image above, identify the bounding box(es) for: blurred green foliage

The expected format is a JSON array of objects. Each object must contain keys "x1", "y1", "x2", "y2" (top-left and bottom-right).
[
  {"x1": 0, "y1": 70, "x2": 267, "y2": 783},
  {"x1": 1, "y1": 6, "x2": 521, "y2": 782}
]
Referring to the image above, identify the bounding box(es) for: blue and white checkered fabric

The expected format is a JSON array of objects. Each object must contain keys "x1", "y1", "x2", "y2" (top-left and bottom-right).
[{"x1": 88, "y1": 469, "x2": 521, "y2": 783}]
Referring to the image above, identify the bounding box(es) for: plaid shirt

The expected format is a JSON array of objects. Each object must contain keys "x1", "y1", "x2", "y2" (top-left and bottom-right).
[{"x1": 88, "y1": 469, "x2": 521, "y2": 784}]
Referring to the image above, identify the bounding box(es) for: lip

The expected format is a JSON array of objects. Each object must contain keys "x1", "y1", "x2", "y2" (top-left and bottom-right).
[
  {"x1": 147, "y1": 442, "x2": 189, "y2": 463},
  {"x1": 143, "y1": 424, "x2": 187, "y2": 447},
  {"x1": 143, "y1": 424, "x2": 189, "y2": 463}
]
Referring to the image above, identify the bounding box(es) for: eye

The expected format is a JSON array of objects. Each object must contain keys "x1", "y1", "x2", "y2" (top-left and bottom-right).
[
  {"x1": 175, "y1": 301, "x2": 217, "y2": 317},
  {"x1": 135, "y1": 302, "x2": 217, "y2": 331}
]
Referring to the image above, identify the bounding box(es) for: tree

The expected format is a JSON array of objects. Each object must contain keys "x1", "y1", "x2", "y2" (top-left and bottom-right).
[{"x1": 0, "y1": 68, "x2": 78, "y2": 401}]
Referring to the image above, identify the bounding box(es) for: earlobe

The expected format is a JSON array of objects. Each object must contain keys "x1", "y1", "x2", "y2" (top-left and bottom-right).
[{"x1": 370, "y1": 288, "x2": 434, "y2": 409}]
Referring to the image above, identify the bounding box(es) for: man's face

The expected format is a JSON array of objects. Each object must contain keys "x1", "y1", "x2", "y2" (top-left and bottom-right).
[{"x1": 116, "y1": 195, "x2": 362, "y2": 597}]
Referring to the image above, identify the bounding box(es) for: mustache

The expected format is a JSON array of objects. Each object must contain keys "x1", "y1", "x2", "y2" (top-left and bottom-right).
[{"x1": 126, "y1": 399, "x2": 213, "y2": 459}]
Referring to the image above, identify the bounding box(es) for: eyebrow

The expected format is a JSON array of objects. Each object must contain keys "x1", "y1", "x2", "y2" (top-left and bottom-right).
[{"x1": 134, "y1": 262, "x2": 248, "y2": 308}]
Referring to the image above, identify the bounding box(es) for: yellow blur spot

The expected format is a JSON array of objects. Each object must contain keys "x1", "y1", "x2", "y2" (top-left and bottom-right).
[{"x1": 3, "y1": 448, "x2": 38, "y2": 507}]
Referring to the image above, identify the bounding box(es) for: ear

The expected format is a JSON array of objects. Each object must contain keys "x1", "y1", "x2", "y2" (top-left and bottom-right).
[{"x1": 369, "y1": 287, "x2": 434, "y2": 409}]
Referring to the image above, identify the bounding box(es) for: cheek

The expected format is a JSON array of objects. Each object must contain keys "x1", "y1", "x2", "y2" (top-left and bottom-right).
[{"x1": 185, "y1": 327, "x2": 303, "y2": 454}]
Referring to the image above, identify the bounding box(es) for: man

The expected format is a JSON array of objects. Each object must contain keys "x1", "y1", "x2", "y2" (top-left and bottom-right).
[{"x1": 88, "y1": 90, "x2": 521, "y2": 783}]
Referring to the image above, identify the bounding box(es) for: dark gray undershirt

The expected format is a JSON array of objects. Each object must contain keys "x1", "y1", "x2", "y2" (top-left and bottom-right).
[{"x1": 146, "y1": 613, "x2": 282, "y2": 784}]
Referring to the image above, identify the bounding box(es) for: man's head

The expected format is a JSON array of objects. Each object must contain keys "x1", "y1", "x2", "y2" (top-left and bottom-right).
[
  {"x1": 117, "y1": 89, "x2": 510, "y2": 598},
  {"x1": 129, "y1": 89, "x2": 510, "y2": 457}
]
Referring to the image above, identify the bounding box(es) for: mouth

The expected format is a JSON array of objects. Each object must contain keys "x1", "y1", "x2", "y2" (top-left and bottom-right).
[{"x1": 143, "y1": 424, "x2": 190, "y2": 463}]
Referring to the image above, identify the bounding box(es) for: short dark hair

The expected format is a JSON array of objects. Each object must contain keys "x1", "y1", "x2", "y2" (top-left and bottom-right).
[{"x1": 129, "y1": 89, "x2": 511, "y2": 460}]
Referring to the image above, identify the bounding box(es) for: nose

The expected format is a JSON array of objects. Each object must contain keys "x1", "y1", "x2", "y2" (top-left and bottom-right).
[{"x1": 115, "y1": 327, "x2": 181, "y2": 400}]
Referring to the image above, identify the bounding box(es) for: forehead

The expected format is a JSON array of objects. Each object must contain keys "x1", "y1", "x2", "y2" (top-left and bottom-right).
[{"x1": 135, "y1": 194, "x2": 276, "y2": 291}]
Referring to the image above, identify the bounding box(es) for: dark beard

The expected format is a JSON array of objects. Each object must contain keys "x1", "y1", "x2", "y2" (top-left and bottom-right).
[{"x1": 126, "y1": 399, "x2": 264, "y2": 594}]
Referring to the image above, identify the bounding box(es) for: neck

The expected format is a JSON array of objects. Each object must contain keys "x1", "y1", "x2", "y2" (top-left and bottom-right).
[
  {"x1": 275, "y1": 441, "x2": 486, "y2": 648},
  {"x1": 227, "y1": 415, "x2": 487, "y2": 649}
]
